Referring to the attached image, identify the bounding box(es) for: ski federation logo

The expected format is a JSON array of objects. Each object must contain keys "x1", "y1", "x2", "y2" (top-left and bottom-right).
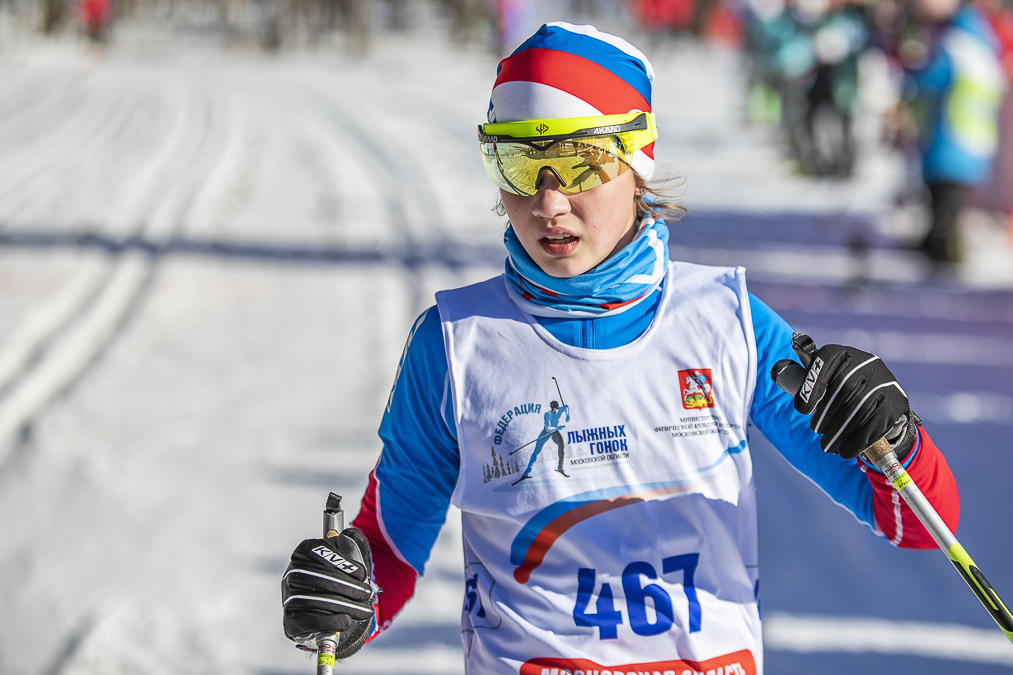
[
  {"x1": 680, "y1": 369, "x2": 715, "y2": 410},
  {"x1": 799, "y1": 356, "x2": 823, "y2": 403},
  {"x1": 484, "y1": 377, "x2": 573, "y2": 486}
]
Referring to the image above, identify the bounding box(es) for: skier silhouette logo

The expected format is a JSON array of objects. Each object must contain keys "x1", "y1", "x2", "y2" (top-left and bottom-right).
[{"x1": 511, "y1": 378, "x2": 571, "y2": 485}]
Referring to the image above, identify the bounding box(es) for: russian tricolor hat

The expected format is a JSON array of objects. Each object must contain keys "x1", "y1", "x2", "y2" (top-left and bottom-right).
[{"x1": 489, "y1": 22, "x2": 657, "y2": 179}]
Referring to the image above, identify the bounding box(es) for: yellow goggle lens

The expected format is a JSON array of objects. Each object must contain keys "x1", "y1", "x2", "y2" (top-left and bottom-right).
[
  {"x1": 478, "y1": 112, "x2": 655, "y2": 196},
  {"x1": 480, "y1": 134, "x2": 633, "y2": 197}
]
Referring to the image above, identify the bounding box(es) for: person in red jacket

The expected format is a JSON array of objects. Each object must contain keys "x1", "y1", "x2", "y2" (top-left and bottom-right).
[{"x1": 80, "y1": 0, "x2": 110, "y2": 42}]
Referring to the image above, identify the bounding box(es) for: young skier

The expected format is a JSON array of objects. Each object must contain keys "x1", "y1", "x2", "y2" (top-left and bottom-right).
[
  {"x1": 281, "y1": 22, "x2": 960, "y2": 674},
  {"x1": 513, "y1": 399, "x2": 571, "y2": 485}
]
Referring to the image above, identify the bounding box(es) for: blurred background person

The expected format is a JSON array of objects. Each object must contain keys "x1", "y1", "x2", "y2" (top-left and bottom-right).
[
  {"x1": 631, "y1": 0, "x2": 697, "y2": 41},
  {"x1": 80, "y1": 0, "x2": 110, "y2": 42},
  {"x1": 493, "y1": 0, "x2": 534, "y2": 55},
  {"x1": 970, "y1": 0, "x2": 1013, "y2": 239},
  {"x1": 743, "y1": 0, "x2": 791, "y2": 127},
  {"x1": 632, "y1": 0, "x2": 742, "y2": 47},
  {"x1": 743, "y1": 0, "x2": 869, "y2": 176},
  {"x1": 435, "y1": 0, "x2": 491, "y2": 44},
  {"x1": 899, "y1": 0, "x2": 1006, "y2": 265},
  {"x1": 795, "y1": 0, "x2": 869, "y2": 177},
  {"x1": 42, "y1": 0, "x2": 66, "y2": 33},
  {"x1": 337, "y1": 0, "x2": 372, "y2": 52}
]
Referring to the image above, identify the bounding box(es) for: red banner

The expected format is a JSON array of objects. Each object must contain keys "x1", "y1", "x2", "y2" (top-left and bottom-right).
[{"x1": 520, "y1": 649, "x2": 756, "y2": 675}]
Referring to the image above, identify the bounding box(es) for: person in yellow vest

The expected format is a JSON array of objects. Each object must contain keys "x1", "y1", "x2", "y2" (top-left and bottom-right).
[{"x1": 906, "y1": 0, "x2": 1007, "y2": 264}]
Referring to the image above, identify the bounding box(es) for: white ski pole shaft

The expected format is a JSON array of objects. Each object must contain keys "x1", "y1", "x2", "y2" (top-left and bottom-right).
[
  {"x1": 315, "y1": 493, "x2": 344, "y2": 675},
  {"x1": 860, "y1": 436, "x2": 1013, "y2": 644}
]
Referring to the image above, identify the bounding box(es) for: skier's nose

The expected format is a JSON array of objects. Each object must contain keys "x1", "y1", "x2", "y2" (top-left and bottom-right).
[{"x1": 532, "y1": 171, "x2": 571, "y2": 219}]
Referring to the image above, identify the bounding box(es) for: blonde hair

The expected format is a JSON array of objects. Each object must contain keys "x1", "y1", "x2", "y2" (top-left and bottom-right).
[
  {"x1": 634, "y1": 171, "x2": 687, "y2": 221},
  {"x1": 493, "y1": 169, "x2": 688, "y2": 222}
]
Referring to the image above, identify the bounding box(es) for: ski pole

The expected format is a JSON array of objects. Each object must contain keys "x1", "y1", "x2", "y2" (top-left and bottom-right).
[
  {"x1": 315, "y1": 493, "x2": 345, "y2": 675},
  {"x1": 509, "y1": 431, "x2": 548, "y2": 455},
  {"x1": 772, "y1": 333, "x2": 1013, "y2": 646},
  {"x1": 552, "y1": 376, "x2": 565, "y2": 406}
]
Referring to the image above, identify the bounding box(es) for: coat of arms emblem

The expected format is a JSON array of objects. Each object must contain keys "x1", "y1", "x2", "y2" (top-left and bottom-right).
[{"x1": 680, "y1": 368, "x2": 715, "y2": 410}]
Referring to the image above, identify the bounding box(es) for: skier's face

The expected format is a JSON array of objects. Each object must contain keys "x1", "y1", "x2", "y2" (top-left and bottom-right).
[{"x1": 501, "y1": 169, "x2": 639, "y2": 278}]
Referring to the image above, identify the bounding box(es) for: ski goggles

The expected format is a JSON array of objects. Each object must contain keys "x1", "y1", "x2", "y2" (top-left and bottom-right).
[{"x1": 478, "y1": 111, "x2": 657, "y2": 197}]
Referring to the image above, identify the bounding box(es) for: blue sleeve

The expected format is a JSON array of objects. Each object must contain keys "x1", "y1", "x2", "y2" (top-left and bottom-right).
[
  {"x1": 747, "y1": 294, "x2": 876, "y2": 531},
  {"x1": 910, "y1": 42, "x2": 953, "y2": 94},
  {"x1": 374, "y1": 306, "x2": 459, "y2": 575}
]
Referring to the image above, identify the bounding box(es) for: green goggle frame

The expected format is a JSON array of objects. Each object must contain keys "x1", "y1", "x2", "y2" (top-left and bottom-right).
[{"x1": 478, "y1": 111, "x2": 657, "y2": 153}]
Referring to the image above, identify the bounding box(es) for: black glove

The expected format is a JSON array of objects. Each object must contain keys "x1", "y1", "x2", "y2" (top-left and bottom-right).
[
  {"x1": 282, "y1": 528, "x2": 376, "y2": 660},
  {"x1": 776, "y1": 335, "x2": 917, "y2": 461}
]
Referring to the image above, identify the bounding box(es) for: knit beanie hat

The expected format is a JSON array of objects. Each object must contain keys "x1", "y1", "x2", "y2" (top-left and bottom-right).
[{"x1": 488, "y1": 22, "x2": 657, "y2": 179}]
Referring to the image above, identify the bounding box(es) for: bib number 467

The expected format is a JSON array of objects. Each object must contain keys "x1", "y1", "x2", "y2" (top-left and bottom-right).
[{"x1": 573, "y1": 554, "x2": 701, "y2": 640}]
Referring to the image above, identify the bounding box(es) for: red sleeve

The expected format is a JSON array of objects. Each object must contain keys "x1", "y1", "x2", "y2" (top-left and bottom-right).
[
  {"x1": 351, "y1": 470, "x2": 419, "y2": 640},
  {"x1": 864, "y1": 425, "x2": 960, "y2": 549}
]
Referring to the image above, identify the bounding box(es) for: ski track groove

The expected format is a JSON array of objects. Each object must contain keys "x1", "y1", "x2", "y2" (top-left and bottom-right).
[
  {"x1": 0, "y1": 78, "x2": 235, "y2": 470},
  {"x1": 7, "y1": 91, "x2": 148, "y2": 224},
  {"x1": 305, "y1": 86, "x2": 440, "y2": 241},
  {"x1": 0, "y1": 83, "x2": 197, "y2": 402},
  {"x1": 0, "y1": 81, "x2": 108, "y2": 191},
  {"x1": 303, "y1": 83, "x2": 449, "y2": 316},
  {"x1": 302, "y1": 72, "x2": 498, "y2": 314},
  {"x1": 0, "y1": 86, "x2": 131, "y2": 220},
  {"x1": 181, "y1": 88, "x2": 245, "y2": 240},
  {"x1": 270, "y1": 85, "x2": 375, "y2": 247},
  {"x1": 39, "y1": 614, "x2": 97, "y2": 675},
  {"x1": 0, "y1": 257, "x2": 116, "y2": 400},
  {"x1": 0, "y1": 76, "x2": 83, "y2": 151}
]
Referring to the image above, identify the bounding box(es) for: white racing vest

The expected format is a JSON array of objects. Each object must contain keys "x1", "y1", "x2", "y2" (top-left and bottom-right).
[{"x1": 437, "y1": 262, "x2": 760, "y2": 675}]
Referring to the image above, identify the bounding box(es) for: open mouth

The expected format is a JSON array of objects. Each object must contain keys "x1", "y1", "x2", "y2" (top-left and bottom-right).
[{"x1": 539, "y1": 232, "x2": 580, "y2": 256}]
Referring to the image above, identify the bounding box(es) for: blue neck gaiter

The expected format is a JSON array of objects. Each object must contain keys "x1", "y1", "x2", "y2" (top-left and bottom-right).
[{"x1": 504, "y1": 215, "x2": 670, "y2": 317}]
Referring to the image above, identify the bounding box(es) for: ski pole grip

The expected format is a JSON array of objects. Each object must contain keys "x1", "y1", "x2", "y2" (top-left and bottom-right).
[
  {"x1": 323, "y1": 493, "x2": 344, "y2": 540},
  {"x1": 771, "y1": 359, "x2": 807, "y2": 398},
  {"x1": 862, "y1": 437, "x2": 896, "y2": 465},
  {"x1": 770, "y1": 331, "x2": 820, "y2": 397},
  {"x1": 791, "y1": 332, "x2": 817, "y2": 367}
]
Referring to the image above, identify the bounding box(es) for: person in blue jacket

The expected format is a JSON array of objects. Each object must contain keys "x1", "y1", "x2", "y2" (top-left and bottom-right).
[
  {"x1": 279, "y1": 22, "x2": 960, "y2": 673},
  {"x1": 905, "y1": 0, "x2": 1006, "y2": 263}
]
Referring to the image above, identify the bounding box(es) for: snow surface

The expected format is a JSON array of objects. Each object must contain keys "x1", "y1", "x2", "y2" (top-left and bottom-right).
[{"x1": 0, "y1": 9, "x2": 1010, "y2": 675}]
